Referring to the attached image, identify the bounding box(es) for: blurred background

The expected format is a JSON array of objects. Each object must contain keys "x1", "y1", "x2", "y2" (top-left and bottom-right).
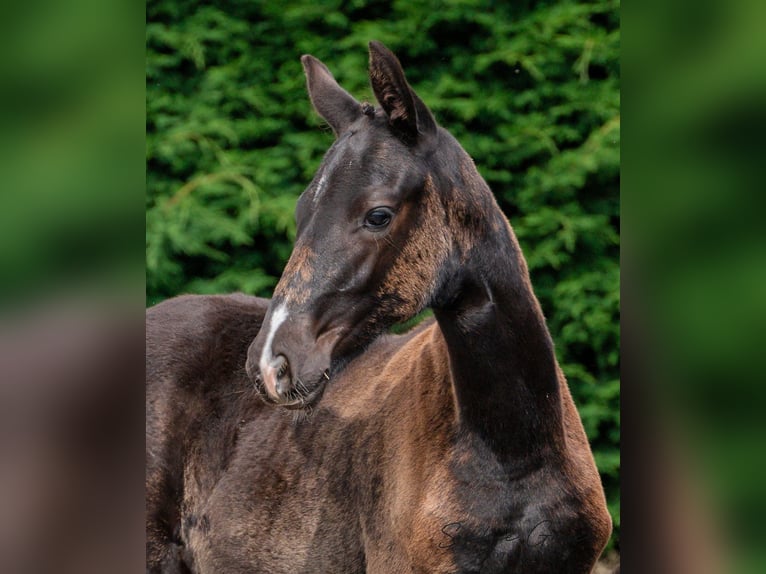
[
  {"x1": 625, "y1": 0, "x2": 766, "y2": 572},
  {"x1": 0, "y1": 0, "x2": 144, "y2": 572}
]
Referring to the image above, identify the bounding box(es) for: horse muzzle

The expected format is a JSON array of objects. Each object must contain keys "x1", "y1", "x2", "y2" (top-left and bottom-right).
[
  {"x1": 246, "y1": 306, "x2": 343, "y2": 410},
  {"x1": 253, "y1": 352, "x2": 329, "y2": 409}
]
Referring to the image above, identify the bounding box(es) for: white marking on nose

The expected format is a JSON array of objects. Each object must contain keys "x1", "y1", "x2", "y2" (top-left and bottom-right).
[{"x1": 260, "y1": 304, "x2": 288, "y2": 370}]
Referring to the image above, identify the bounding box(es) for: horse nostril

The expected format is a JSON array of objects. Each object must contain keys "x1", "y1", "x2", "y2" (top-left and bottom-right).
[
  {"x1": 273, "y1": 355, "x2": 291, "y2": 398},
  {"x1": 274, "y1": 354, "x2": 289, "y2": 378}
]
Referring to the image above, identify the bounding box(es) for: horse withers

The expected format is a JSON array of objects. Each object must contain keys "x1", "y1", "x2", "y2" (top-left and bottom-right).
[{"x1": 146, "y1": 41, "x2": 612, "y2": 573}]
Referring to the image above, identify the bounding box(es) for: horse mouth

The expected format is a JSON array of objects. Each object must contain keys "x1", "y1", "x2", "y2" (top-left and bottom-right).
[
  {"x1": 280, "y1": 381, "x2": 326, "y2": 410},
  {"x1": 253, "y1": 371, "x2": 328, "y2": 410}
]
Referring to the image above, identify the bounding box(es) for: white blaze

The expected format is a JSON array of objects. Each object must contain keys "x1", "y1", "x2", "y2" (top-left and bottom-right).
[{"x1": 260, "y1": 304, "x2": 288, "y2": 369}]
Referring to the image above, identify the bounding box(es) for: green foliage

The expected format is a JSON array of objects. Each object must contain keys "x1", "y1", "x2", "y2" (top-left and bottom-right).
[{"x1": 147, "y1": 0, "x2": 620, "y2": 549}]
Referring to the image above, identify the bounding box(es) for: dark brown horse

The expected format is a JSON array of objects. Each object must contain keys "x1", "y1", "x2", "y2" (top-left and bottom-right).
[{"x1": 146, "y1": 42, "x2": 612, "y2": 573}]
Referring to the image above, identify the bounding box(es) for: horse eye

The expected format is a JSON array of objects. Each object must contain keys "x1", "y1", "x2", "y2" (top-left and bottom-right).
[{"x1": 364, "y1": 207, "x2": 393, "y2": 230}]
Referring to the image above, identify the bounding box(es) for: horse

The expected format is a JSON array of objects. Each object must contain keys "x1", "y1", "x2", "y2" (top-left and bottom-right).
[{"x1": 146, "y1": 41, "x2": 612, "y2": 573}]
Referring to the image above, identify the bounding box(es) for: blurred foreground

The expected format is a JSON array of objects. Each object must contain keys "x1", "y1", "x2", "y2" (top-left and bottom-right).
[{"x1": 626, "y1": 0, "x2": 766, "y2": 571}]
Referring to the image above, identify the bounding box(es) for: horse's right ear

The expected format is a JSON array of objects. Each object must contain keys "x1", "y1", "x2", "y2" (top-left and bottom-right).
[{"x1": 301, "y1": 55, "x2": 362, "y2": 136}]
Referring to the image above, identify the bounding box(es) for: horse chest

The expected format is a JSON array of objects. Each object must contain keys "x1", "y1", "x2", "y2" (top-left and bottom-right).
[
  {"x1": 185, "y1": 495, "x2": 365, "y2": 574},
  {"x1": 181, "y1": 416, "x2": 368, "y2": 573}
]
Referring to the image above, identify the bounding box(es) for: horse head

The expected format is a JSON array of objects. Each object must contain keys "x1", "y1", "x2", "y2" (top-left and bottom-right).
[{"x1": 246, "y1": 42, "x2": 489, "y2": 409}]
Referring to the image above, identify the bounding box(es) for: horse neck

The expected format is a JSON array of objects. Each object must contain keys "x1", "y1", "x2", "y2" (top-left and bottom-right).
[{"x1": 431, "y1": 156, "x2": 565, "y2": 464}]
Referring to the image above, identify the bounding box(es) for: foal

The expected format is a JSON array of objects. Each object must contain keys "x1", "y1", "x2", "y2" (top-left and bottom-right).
[{"x1": 146, "y1": 41, "x2": 611, "y2": 573}]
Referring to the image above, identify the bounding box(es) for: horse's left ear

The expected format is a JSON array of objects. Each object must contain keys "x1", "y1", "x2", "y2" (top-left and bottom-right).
[
  {"x1": 302, "y1": 54, "x2": 362, "y2": 136},
  {"x1": 368, "y1": 41, "x2": 437, "y2": 143}
]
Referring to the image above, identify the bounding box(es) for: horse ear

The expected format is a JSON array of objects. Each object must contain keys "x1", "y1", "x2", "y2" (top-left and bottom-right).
[
  {"x1": 368, "y1": 41, "x2": 437, "y2": 142},
  {"x1": 301, "y1": 55, "x2": 362, "y2": 136}
]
